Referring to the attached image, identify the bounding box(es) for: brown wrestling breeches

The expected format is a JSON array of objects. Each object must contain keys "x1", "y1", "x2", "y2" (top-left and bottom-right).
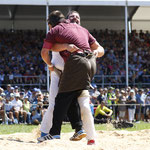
[{"x1": 58, "y1": 53, "x2": 97, "y2": 93}]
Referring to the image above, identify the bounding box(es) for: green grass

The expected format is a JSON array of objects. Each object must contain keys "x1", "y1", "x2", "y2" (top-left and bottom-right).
[
  {"x1": 0, "y1": 124, "x2": 37, "y2": 135},
  {"x1": 0, "y1": 122, "x2": 150, "y2": 135}
]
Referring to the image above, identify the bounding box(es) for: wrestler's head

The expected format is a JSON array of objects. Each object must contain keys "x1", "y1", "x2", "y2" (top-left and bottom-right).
[
  {"x1": 66, "y1": 10, "x2": 80, "y2": 25},
  {"x1": 48, "y1": 10, "x2": 65, "y2": 27}
]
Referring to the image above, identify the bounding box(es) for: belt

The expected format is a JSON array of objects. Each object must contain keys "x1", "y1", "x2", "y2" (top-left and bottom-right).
[{"x1": 72, "y1": 50, "x2": 92, "y2": 57}]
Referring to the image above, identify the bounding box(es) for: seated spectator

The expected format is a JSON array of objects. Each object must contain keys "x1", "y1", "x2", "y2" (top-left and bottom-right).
[
  {"x1": 11, "y1": 93, "x2": 23, "y2": 124},
  {"x1": 23, "y1": 96, "x2": 31, "y2": 124},
  {"x1": 9, "y1": 93, "x2": 15, "y2": 102},
  {"x1": 0, "y1": 87, "x2": 4, "y2": 95},
  {"x1": 14, "y1": 86, "x2": 20, "y2": 95},
  {"x1": 31, "y1": 102, "x2": 43, "y2": 125},
  {"x1": 20, "y1": 91, "x2": 25, "y2": 101},
  {"x1": 94, "y1": 100, "x2": 113, "y2": 124},
  {"x1": 4, "y1": 96, "x2": 13, "y2": 124},
  {"x1": 10, "y1": 87, "x2": 15, "y2": 94},
  {"x1": 29, "y1": 88, "x2": 41, "y2": 104},
  {"x1": 1, "y1": 92, "x2": 6, "y2": 99},
  {"x1": 30, "y1": 92, "x2": 43, "y2": 112},
  {"x1": 43, "y1": 93, "x2": 49, "y2": 110}
]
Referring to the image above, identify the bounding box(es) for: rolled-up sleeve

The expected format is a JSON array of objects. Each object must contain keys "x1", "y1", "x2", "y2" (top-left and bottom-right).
[{"x1": 42, "y1": 27, "x2": 58, "y2": 49}]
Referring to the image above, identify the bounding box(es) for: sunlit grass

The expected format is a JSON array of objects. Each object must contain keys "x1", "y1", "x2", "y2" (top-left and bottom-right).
[{"x1": 0, "y1": 121, "x2": 150, "y2": 135}]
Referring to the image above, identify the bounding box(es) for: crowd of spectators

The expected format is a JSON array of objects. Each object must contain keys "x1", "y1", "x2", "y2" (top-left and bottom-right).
[
  {"x1": 91, "y1": 29, "x2": 150, "y2": 85},
  {"x1": 90, "y1": 84, "x2": 150, "y2": 123},
  {"x1": 0, "y1": 84, "x2": 49, "y2": 125},
  {"x1": 0, "y1": 29, "x2": 150, "y2": 88},
  {"x1": 0, "y1": 84, "x2": 150, "y2": 125},
  {"x1": 0, "y1": 30, "x2": 46, "y2": 87}
]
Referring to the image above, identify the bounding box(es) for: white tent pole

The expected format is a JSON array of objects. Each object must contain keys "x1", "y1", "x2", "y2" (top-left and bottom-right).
[
  {"x1": 128, "y1": 21, "x2": 132, "y2": 33},
  {"x1": 125, "y1": 1, "x2": 129, "y2": 87},
  {"x1": 46, "y1": 0, "x2": 50, "y2": 91}
]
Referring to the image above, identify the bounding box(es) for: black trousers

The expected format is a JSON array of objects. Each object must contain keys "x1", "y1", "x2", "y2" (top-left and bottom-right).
[
  {"x1": 49, "y1": 90, "x2": 82, "y2": 136},
  {"x1": 67, "y1": 97, "x2": 82, "y2": 129}
]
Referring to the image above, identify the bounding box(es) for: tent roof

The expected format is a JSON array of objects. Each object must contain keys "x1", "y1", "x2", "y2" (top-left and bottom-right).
[
  {"x1": 0, "y1": 0, "x2": 150, "y2": 6},
  {"x1": 0, "y1": 5, "x2": 139, "y2": 22},
  {"x1": 0, "y1": 0, "x2": 150, "y2": 28}
]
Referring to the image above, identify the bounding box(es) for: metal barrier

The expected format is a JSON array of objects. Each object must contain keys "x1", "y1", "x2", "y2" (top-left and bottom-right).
[
  {"x1": 0, "y1": 74, "x2": 150, "y2": 89},
  {"x1": 0, "y1": 75, "x2": 47, "y2": 89},
  {"x1": 1, "y1": 103, "x2": 150, "y2": 125},
  {"x1": 93, "y1": 75, "x2": 150, "y2": 88}
]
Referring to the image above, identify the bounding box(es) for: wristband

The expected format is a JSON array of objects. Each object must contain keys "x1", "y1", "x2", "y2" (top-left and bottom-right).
[{"x1": 48, "y1": 64, "x2": 53, "y2": 68}]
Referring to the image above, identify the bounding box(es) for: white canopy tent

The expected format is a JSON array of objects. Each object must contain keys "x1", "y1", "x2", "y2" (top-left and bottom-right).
[
  {"x1": 132, "y1": 6, "x2": 150, "y2": 30},
  {"x1": 0, "y1": 0, "x2": 150, "y2": 6},
  {"x1": 0, "y1": 0, "x2": 150, "y2": 90},
  {"x1": 1, "y1": 1, "x2": 150, "y2": 30}
]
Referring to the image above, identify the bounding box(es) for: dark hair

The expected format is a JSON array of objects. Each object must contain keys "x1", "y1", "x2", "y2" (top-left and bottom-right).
[
  {"x1": 66, "y1": 10, "x2": 80, "y2": 19},
  {"x1": 47, "y1": 10, "x2": 65, "y2": 27}
]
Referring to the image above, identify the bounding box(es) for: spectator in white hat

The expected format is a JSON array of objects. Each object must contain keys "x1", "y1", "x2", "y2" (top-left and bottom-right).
[{"x1": 11, "y1": 93, "x2": 23, "y2": 124}]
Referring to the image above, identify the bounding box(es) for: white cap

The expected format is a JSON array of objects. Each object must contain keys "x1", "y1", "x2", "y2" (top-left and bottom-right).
[
  {"x1": 14, "y1": 93, "x2": 20, "y2": 97},
  {"x1": 10, "y1": 93, "x2": 15, "y2": 97}
]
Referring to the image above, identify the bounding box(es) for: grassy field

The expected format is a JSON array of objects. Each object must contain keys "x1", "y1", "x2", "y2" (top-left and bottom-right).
[{"x1": 0, "y1": 122, "x2": 150, "y2": 135}]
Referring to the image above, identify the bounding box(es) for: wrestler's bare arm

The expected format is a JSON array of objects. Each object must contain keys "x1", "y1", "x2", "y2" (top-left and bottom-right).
[
  {"x1": 52, "y1": 42, "x2": 104, "y2": 57},
  {"x1": 41, "y1": 41, "x2": 104, "y2": 67},
  {"x1": 90, "y1": 41, "x2": 104, "y2": 58},
  {"x1": 51, "y1": 43, "x2": 79, "y2": 52},
  {"x1": 41, "y1": 48, "x2": 54, "y2": 71},
  {"x1": 41, "y1": 44, "x2": 78, "y2": 72}
]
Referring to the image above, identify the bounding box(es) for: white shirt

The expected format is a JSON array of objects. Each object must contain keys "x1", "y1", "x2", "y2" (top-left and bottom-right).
[
  {"x1": 11, "y1": 99, "x2": 22, "y2": 111},
  {"x1": 5, "y1": 101, "x2": 13, "y2": 111},
  {"x1": 51, "y1": 52, "x2": 64, "y2": 71}
]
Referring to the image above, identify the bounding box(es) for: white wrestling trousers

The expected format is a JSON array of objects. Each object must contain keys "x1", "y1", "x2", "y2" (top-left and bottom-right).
[
  {"x1": 40, "y1": 71, "x2": 59, "y2": 133},
  {"x1": 40, "y1": 52, "x2": 64, "y2": 133},
  {"x1": 78, "y1": 92, "x2": 96, "y2": 140}
]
